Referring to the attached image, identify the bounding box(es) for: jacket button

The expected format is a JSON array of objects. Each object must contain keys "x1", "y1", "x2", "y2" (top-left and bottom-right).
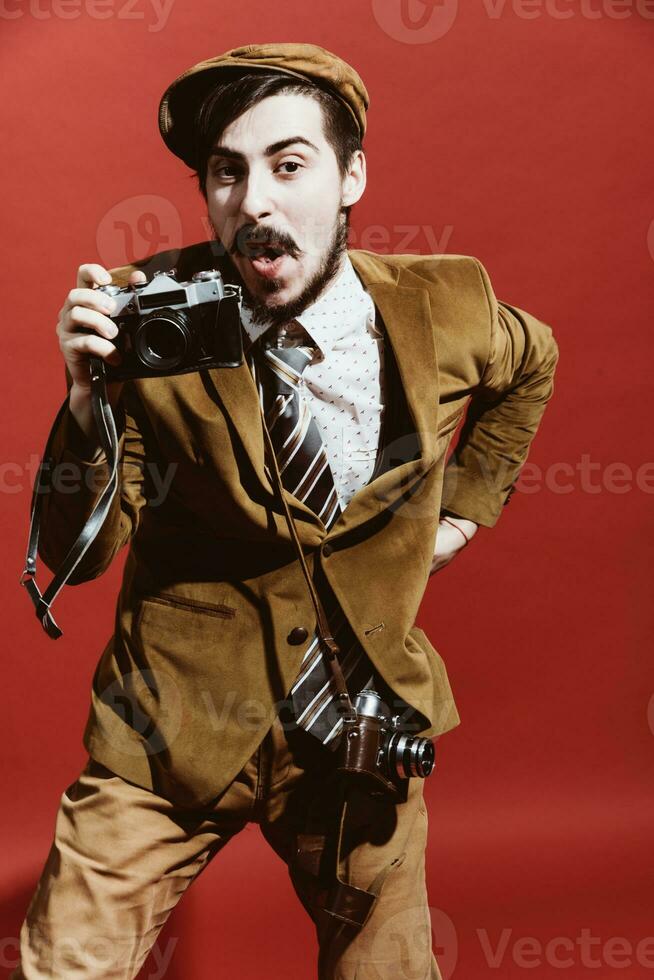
[
  {"x1": 287, "y1": 626, "x2": 309, "y2": 645},
  {"x1": 322, "y1": 543, "x2": 333, "y2": 557}
]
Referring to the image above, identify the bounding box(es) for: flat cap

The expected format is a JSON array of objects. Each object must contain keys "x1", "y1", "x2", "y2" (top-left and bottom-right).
[{"x1": 158, "y1": 42, "x2": 369, "y2": 169}]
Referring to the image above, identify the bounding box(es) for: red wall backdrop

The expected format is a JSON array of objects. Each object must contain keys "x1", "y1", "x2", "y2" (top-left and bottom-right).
[{"x1": 2, "y1": 2, "x2": 653, "y2": 978}]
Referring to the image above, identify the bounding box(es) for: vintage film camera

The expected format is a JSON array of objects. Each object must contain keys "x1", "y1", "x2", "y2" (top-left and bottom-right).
[
  {"x1": 336, "y1": 689, "x2": 435, "y2": 799},
  {"x1": 97, "y1": 269, "x2": 243, "y2": 381}
]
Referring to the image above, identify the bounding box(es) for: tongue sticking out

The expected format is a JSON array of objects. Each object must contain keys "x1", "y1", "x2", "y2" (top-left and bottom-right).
[{"x1": 249, "y1": 251, "x2": 290, "y2": 280}]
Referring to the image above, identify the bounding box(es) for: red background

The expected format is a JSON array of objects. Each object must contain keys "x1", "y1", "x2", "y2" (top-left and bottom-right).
[{"x1": 2, "y1": 2, "x2": 653, "y2": 978}]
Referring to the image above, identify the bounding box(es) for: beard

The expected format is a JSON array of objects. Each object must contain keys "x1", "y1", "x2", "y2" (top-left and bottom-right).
[{"x1": 208, "y1": 210, "x2": 350, "y2": 330}]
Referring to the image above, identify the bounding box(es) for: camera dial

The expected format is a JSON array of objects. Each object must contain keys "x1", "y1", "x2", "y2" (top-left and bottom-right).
[{"x1": 192, "y1": 271, "x2": 222, "y2": 282}]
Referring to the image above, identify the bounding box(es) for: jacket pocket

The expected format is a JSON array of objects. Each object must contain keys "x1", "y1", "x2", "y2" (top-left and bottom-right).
[{"x1": 135, "y1": 591, "x2": 237, "y2": 621}]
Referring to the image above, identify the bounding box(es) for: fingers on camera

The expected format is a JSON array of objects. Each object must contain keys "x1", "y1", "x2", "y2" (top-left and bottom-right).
[
  {"x1": 67, "y1": 287, "x2": 116, "y2": 315},
  {"x1": 76, "y1": 263, "x2": 111, "y2": 289},
  {"x1": 68, "y1": 306, "x2": 118, "y2": 340},
  {"x1": 70, "y1": 333, "x2": 121, "y2": 364}
]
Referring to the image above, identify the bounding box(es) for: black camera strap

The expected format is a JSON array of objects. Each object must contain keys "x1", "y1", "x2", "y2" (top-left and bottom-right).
[{"x1": 20, "y1": 357, "x2": 120, "y2": 639}]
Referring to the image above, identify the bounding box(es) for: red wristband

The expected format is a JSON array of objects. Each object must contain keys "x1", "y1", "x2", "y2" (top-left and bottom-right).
[{"x1": 440, "y1": 515, "x2": 470, "y2": 546}]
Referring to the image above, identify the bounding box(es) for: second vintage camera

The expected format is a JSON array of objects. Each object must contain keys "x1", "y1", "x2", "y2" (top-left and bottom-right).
[
  {"x1": 336, "y1": 688, "x2": 436, "y2": 798},
  {"x1": 97, "y1": 269, "x2": 243, "y2": 381}
]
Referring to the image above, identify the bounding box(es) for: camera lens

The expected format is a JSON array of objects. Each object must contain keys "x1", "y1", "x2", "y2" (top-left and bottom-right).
[
  {"x1": 386, "y1": 732, "x2": 435, "y2": 779},
  {"x1": 135, "y1": 309, "x2": 191, "y2": 371}
]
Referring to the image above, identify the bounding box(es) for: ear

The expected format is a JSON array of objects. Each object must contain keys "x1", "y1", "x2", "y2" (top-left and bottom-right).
[{"x1": 341, "y1": 150, "x2": 366, "y2": 208}]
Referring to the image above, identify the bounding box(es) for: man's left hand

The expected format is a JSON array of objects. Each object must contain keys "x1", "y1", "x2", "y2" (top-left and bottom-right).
[{"x1": 430, "y1": 515, "x2": 479, "y2": 575}]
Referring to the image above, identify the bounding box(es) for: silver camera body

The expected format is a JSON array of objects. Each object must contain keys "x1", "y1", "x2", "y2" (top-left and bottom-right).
[
  {"x1": 336, "y1": 688, "x2": 436, "y2": 799},
  {"x1": 354, "y1": 689, "x2": 436, "y2": 780},
  {"x1": 97, "y1": 269, "x2": 243, "y2": 381}
]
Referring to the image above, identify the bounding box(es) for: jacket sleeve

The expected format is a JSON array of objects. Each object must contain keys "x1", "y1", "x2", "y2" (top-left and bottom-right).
[
  {"x1": 36, "y1": 366, "x2": 148, "y2": 584},
  {"x1": 440, "y1": 259, "x2": 560, "y2": 528}
]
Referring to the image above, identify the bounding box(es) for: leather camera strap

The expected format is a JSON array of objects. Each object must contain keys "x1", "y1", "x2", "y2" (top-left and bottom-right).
[{"x1": 20, "y1": 357, "x2": 120, "y2": 639}]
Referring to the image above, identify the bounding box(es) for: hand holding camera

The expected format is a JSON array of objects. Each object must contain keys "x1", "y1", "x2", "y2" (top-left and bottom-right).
[
  {"x1": 56, "y1": 264, "x2": 243, "y2": 450},
  {"x1": 56, "y1": 263, "x2": 147, "y2": 447}
]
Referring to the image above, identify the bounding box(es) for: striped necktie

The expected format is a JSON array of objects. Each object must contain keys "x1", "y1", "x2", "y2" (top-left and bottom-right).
[{"x1": 249, "y1": 321, "x2": 374, "y2": 747}]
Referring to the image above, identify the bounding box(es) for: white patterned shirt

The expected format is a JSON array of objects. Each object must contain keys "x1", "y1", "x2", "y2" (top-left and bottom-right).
[{"x1": 239, "y1": 256, "x2": 384, "y2": 510}]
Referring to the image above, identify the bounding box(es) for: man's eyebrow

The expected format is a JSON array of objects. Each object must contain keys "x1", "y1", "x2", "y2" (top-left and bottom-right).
[{"x1": 208, "y1": 136, "x2": 320, "y2": 161}]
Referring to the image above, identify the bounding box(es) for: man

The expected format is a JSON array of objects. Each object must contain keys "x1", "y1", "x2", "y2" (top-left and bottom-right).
[{"x1": 14, "y1": 43, "x2": 559, "y2": 979}]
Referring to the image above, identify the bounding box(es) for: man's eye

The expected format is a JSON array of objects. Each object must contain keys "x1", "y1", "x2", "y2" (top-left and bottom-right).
[
  {"x1": 212, "y1": 165, "x2": 241, "y2": 179},
  {"x1": 278, "y1": 161, "x2": 302, "y2": 174}
]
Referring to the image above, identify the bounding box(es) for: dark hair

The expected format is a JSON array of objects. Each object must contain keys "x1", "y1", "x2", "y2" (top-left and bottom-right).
[{"x1": 192, "y1": 70, "x2": 363, "y2": 209}]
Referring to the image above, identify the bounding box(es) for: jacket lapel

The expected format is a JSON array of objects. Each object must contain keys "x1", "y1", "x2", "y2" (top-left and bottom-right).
[
  {"x1": 334, "y1": 253, "x2": 440, "y2": 536},
  {"x1": 204, "y1": 249, "x2": 440, "y2": 535}
]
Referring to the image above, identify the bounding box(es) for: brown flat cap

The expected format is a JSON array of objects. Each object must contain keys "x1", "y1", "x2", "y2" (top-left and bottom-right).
[{"x1": 158, "y1": 42, "x2": 369, "y2": 169}]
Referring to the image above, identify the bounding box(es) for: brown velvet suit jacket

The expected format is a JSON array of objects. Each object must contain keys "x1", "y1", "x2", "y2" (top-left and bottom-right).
[{"x1": 39, "y1": 244, "x2": 559, "y2": 807}]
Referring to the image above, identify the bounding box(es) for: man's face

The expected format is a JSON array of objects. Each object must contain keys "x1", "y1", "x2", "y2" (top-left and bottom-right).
[{"x1": 205, "y1": 92, "x2": 365, "y2": 327}]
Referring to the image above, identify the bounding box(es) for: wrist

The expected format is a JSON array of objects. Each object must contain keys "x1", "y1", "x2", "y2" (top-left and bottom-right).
[
  {"x1": 439, "y1": 513, "x2": 478, "y2": 545},
  {"x1": 70, "y1": 376, "x2": 123, "y2": 409},
  {"x1": 68, "y1": 385, "x2": 98, "y2": 448}
]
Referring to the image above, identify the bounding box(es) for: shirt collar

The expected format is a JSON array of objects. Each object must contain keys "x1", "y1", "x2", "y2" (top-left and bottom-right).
[{"x1": 239, "y1": 254, "x2": 380, "y2": 359}]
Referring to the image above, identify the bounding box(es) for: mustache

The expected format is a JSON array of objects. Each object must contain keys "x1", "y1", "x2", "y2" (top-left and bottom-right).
[{"x1": 230, "y1": 224, "x2": 300, "y2": 259}]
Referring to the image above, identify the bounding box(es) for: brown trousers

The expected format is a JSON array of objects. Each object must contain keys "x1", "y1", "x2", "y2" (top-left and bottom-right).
[{"x1": 12, "y1": 715, "x2": 442, "y2": 980}]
